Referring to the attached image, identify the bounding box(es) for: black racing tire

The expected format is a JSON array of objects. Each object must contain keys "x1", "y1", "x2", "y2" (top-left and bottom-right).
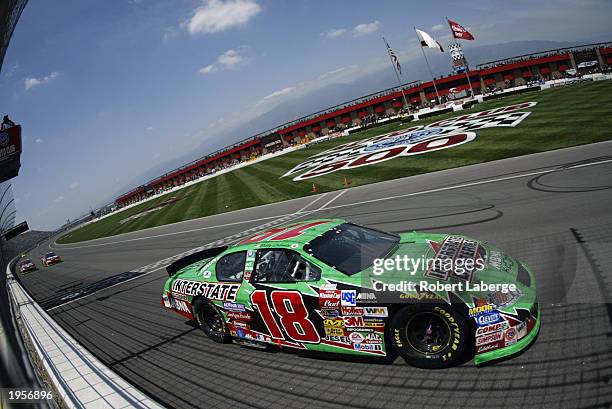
[
  {"x1": 192, "y1": 298, "x2": 232, "y2": 344},
  {"x1": 389, "y1": 303, "x2": 471, "y2": 369}
]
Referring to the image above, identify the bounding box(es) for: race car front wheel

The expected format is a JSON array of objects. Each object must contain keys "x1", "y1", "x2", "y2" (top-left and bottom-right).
[
  {"x1": 389, "y1": 303, "x2": 471, "y2": 369},
  {"x1": 192, "y1": 298, "x2": 231, "y2": 344}
]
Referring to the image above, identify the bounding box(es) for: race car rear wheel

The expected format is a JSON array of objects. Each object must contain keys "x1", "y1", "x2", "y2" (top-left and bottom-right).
[
  {"x1": 192, "y1": 298, "x2": 231, "y2": 343},
  {"x1": 389, "y1": 303, "x2": 471, "y2": 369}
]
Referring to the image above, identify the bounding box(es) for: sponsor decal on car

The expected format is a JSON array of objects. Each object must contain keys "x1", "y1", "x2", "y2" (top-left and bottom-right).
[
  {"x1": 226, "y1": 311, "x2": 252, "y2": 321},
  {"x1": 323, "y1": 335, "x2": 351, "y2": 344},
  {"x1": 475, "y1": 311, "x2": 504, "y2": 326},
  {"x1": 171, "y1": 279, "x2": 240, "y2": 301},
  {"x1": 516, "y1": 320, "x2": 528, "y2": 339},
  {"x1": 340, "y1": 290, "x2": 357, "y2": 306},
  {"x1": 475, "y1": 340, "x2": 504, "y2": 354},
  {"x1": 475, "y1": 330, "x2": 503, "y2": 346},
  {"x1": 363, "y1": 333, "x2": 383, "y2": 344},
  {"x1": 399, "y1": 292, "x2": 445, "y2": 301},
  {"x1": 320, "y1": 309, "x2": 340, "y2": 318},
  {"x1": 169, "y1": 298, "x2": 191, "y2": 314},
  {"x1": 233, "y1": 321, "x2": 249, "y2": 329},
  {"x1": 425, "y1": 236, "x2": 485, "y2": 282},
  {"x1": 354, "y1": 343, "x2": 383, "y2": 351},
  {"x1": 325, "y1": 327, "x2": 345, "y2": 336},
  {"x1": 223, "y1": 302, "x2": 246, "y2": 312},
  {"x1": 488, "y1": 250, "x2": 503, "y2": 270},
  {"x1": 486, "y1": 289, "x2": 522, "y2": 308},
  {"x1": 319, "y1": 289, "x2": 341, "y2": 308},
  {"x1": 341, "y1": 307, "x2": 364, "y2": 316},
  {"x1": 357, "y1": 292, "x2": 377, "y2": 303},
  {"x1": 343, "y1": 316, "x2": 366, "y2": 328},
  {"x1": 364, "y1": 307, "x2": 388, "y2": 317},
  {"x1": 281, "y1": 102, "x2": 537, "y2": 181},
  {"x1": 504, "y1": 327, "x2": 518, "y2": 346},
  {"x1": 171, "y1": 292, "x2": 189, "y2": 301},
  {"x1": 475, "y1": 322, "x2": 508, "y2": 336},
  {"x1": 349, "y1": 332, "x2": 365, "y2": 343},
  {"x1": 469, "y1": 304, "x2": 493, "y2": 317}
]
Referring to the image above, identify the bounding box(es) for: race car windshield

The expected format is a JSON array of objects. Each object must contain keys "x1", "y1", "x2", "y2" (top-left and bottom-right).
[
  {"x1": 45, "y1": 252, "x2": 56, "y2": 257},
  {"x1": 304, "y1": 223, "x2": 399, "y2": 275}
]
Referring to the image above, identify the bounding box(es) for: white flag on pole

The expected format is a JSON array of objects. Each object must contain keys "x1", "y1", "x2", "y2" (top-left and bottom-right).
[{"x1": 416, "y1": 28, "x2": 444, "y2": 52}]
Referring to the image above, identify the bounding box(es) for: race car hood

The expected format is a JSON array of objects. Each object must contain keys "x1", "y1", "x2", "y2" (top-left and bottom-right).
[{"x1": 363, "y1": 231, "x2": 537, "y2": 308}]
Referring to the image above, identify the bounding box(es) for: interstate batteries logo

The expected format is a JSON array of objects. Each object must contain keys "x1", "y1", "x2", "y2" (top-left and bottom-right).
[{"x1": 282, "y1": 102, "x2": 537, "y2": 181}]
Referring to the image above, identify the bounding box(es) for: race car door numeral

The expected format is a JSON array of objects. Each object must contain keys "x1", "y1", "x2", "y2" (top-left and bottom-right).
[{"x1": 251, "y1": 290, "x2": 320, "y2": 343}]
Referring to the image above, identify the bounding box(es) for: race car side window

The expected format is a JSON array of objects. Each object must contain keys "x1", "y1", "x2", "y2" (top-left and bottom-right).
[
  {"x1": 215, "y1": 251, "x2": 246, "y2": 282},
  {"x1": 253, "y1": 249, "x2": 321, "y2": 283}
]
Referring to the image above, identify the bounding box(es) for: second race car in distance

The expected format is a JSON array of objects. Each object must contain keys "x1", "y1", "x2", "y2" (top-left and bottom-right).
[
  {"x1": 162, "y1": 219, "x2": 540, "y2": 368},
  {"x1": 19, "y1": 258, "x2": 37, "y2": 273},
  {"x1": 41, "y1": 252, "x2": 62, "y2": 267}
]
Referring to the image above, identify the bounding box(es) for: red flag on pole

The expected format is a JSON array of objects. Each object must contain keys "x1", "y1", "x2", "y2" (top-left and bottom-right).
[{"x1": 448, "y1": 19, "x2": 475, "y2": 40}]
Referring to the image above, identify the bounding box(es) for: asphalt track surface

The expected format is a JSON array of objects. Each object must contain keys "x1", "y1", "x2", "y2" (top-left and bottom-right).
[{"x1": 18, "y1": 141, "x2": 612, "y2": 409}]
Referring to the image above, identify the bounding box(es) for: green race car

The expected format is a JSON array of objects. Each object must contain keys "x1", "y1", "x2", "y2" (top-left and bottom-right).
[{"x1": 162, "y1": 219, "x2": 539, "y2": 368}]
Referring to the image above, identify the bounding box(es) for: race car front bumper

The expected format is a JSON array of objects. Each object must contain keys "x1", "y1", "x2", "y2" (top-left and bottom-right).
[{"x1": 474, "y1": 301, "x2": 540, "y2": 365}]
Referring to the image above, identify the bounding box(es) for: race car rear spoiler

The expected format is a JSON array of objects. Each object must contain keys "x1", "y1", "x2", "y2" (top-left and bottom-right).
[{"x1": 166, "y1": 246, "x2": 228, "y2": 277}]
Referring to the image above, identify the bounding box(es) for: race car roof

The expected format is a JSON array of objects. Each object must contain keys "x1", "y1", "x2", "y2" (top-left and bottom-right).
[{"x1": 237, "y1": 219, "x2": 344, "y2": 247}]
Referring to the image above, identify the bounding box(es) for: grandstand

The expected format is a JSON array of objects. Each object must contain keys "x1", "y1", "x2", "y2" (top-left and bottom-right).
[{"x1": 115, "y1": 42, "x2": 612, "y2": 208}]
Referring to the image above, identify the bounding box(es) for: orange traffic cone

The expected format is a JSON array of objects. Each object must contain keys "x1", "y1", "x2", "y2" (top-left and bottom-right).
[
  {"x1": 343, "y1": 176, "x2": 351, "y2": 187},
  {"x1": 311, "y1": 183, "x2": 317, "y2": 193}
]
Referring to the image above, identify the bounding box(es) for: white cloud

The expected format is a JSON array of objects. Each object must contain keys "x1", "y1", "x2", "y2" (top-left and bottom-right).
[
  {"x1": 24, "y1": 71, "x2": 59, "y2": 91},
  {"x1": 54, "y1": 195, "x2": 64, "y2": 203},
  {"x1": 317, "y1": 67, "x2": 346, "y2": 80},
  {"x1": 163, "y1": 26, "x2": 179, "y2": 41},
  {"x1": 186, "y1": 0, "x2": 261, "y2": 34},
  {"x1": 69, "y1": 182, "x2": 80, "y2": 190},
  {"x1": 261, "y1": 86, "x2": 295, "y2": 102},
  {"x1": 352, "y1": 20, "x2": 381, "y2": 36},
  {"x1": 199, "y1": 64, "x2": 217, "y2": 74},
  {"x1": 199, "y1": 49, "x2": 245, "y2": 75},
  {"x1": 146, "y1": 126, "x2": 155, "y2": 131},
  {"x1": 217, "y1": 49, "x2": 242, "y2": 67},
  {"x1": 321, "y1": 28, "x2": 347, "y2": 39},
  {"x1": 35, "y1": 138, "x2": 43, "y2": 143},
  {"x1": 432, "y1": 23, "x2": 445, "y2": 32},
  {"x1": 4, "y1": 61, "x2": 19, "y2": 78}
]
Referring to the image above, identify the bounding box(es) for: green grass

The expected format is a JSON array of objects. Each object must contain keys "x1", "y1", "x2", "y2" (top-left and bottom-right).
[{"x1": 58, "y1": 80, "x2": 612, "y2": 244}]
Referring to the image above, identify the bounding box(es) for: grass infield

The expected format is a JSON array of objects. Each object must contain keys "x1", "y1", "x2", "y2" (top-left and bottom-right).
[{"x1": 58, "y1": 80, "x2": 612, "y2": 244}]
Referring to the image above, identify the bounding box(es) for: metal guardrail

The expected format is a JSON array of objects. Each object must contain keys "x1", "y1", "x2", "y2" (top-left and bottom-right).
[
  {"x1": 3, "y1": 253, "x2": 166, "y2": 409},
  {"x1": 1, "y1": 251, "x2": 54, "y2": 408}
]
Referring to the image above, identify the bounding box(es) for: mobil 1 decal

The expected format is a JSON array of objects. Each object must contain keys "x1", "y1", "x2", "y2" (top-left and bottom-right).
[{"x1": 282, "y1": 102, "x2": 537, "y2": 181}]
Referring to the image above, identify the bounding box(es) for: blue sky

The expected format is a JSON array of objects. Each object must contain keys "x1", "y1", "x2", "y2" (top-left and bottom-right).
[{"x1": 1, "y1": 0, "x2": 611, "y2": 230}]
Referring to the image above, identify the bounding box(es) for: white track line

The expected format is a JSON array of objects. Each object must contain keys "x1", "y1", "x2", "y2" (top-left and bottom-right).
[
  {"x1": 315, "y1": 158, "x2": 612, "y2": 213},
  {"x1": 296, "y1": 192, "x2": 329, "y2": 213},
  {"x1": 52, "y1": 157, "x2": 612, "y2": 251},
  {"x1": 317, "y1": 189, "x2": 347, "y2": 210},
  {"x1": 50, "y1": 213, "x2": 293, "y2": 251},
  {"x1": 46, "y1": 212, "x2": 315, "y2": 310},
  {"x1": 44, "y1": 157, "x2": 612, "y2": 310}
]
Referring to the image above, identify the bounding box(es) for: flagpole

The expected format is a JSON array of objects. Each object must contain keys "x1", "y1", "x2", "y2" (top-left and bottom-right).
[
  {"x1": 414, "y1": 27, "x2": 440, "y2": 105},
  {"x1": 383, "y1": 37, "x2": 410, "y2": 112},
  {"x1": 446, "y1": 16, "x2": 474, "y2": 99}
]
